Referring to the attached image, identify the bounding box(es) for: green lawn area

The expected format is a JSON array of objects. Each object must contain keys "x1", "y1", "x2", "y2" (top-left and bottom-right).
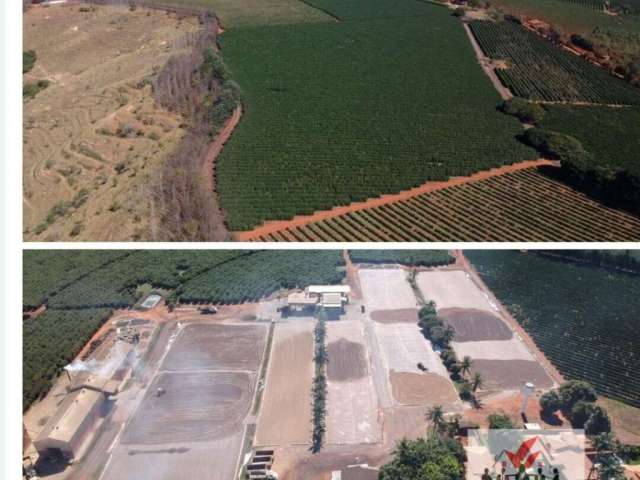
[
  {"x1": 150, "y1": 0, "x2": 333, "y2": 28},
  {"x1": 217, "y1": 5, "x2": 535, "y2": 230}
]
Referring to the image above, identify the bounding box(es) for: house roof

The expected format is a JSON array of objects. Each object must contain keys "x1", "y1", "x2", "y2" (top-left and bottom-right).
[{"x1": 308, "y1": 285, "x2": 351, "y2": 294}]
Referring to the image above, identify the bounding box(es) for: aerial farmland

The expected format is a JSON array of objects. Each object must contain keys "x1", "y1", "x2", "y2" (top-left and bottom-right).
[
  {"x1": 22, "y1": 249, "x2": 640, "y2": 479},
  {"x1": 22, "y1": 0, "x2": 640, "y2": 241}
]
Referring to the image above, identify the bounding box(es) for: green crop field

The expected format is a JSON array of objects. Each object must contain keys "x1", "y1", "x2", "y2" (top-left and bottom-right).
[
  {"x1": 24, "y1": 308, "x2": 112, "y2": 409},
  {"x1": 348, "y1": 250, "x2": 454, "y2": 266},
  {"x1": 217, "y1": 6, "x2": 536, "y2": 230},
  {"x1": 302, "y1": 0, "x2": 439, "y2": 20},
  {"x1": 147, "y1": 0, "x2": 333, "y2": 28},
  {"x1": 540, "y1": 105, "x2": 640, "y2": 175},
  {"x1": 553, "y1": 0, "x2": 605, "y2": 11},
  {"x1": 467, "y1": 250, "x2": 640, "y2": 408},
  {"x1": 490, "y1": 0, "x2": 637, "y2": 33},
  {"x1": 470, "y1": 21, "x2": 640, "y2": 104}
]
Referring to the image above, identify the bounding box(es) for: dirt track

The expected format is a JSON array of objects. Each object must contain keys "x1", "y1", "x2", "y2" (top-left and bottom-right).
[
  {"x1": 234, "y1": 159, "x2": 557, "y2": 240},
  {"x1": 204, "y1": 106, "x2": 242, "y2": 194}
]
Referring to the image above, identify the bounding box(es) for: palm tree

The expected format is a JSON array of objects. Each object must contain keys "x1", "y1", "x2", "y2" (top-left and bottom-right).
[
  {"x1": 460, "y1": 356, "x2": 473, "y2": 378},
  {"x1": 471, "y1": 372, "x2": 483, "y2": 393},
  {"x1": 426, "y1": 405, "x2": 445, "y2": 436}
]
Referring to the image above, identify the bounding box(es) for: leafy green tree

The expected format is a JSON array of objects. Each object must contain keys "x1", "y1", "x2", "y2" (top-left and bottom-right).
[
  {"x1": 379, "y1": 436, "x2": 465, "y2": 480},
  {"x1": 539, "y1": 390, "x2": 562, "y2": 416},
  {"x1": 585, "y1": 406, "x2": 611, "y2": 436},
  {"x1": 460, "y1": 356, "x2": 473, "y2": 378},
  {"x1": 570, "y1": 400, "x2": 596, "y2": 427},
  {"x1": 558, "y1": 380, "x2": 597, "y2": 413},
  {"x1": 488, "y1": 413, "x2": 515, "y2": 429},
  {"x1": 471, "y1": 372, "x2": 483, "y2": 393},
  {"x1": 426, "y1": 405, "x2": 446, "y2": 436}
]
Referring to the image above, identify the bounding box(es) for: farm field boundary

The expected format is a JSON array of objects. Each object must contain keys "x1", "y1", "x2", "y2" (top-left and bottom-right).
[
  {"x1": 243, "y1": 166, "x2": 640, "y2": 242},
  {"x1": 234, "y1": 159, "x2": 555, "y2": 240}
]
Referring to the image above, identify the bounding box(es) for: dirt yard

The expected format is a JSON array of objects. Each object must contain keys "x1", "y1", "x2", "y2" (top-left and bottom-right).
[
  {"x1": 390, "y1": 372, "x2": 459, "y2": 407},
  {"x1": 255, "y1": 321, "x2": 314, "y2": 446},
  {"x1": 121, "y1": 371, "x2": 253, "y2": 445},
  {"x1": 23, "y1": 4, "x2": 198, "y2": 241},
  {"x1": 470, "y1": 359, "x2": 554, "y2": 391},
  {"x1": 359, "y1": 268, "x2": 418, "y2": 312},
  {"x1": 374, "y1": 322, "x2": 449, "y2": 378},
  {"x1": 326, "y1": 320, "x2": 381, "y2": 445},
  {"x1": 370, "y1": 308, "x2": 418, "y2": 324},
  {"x1": 327, "y1": 338, "x2": 368, "y2": 382},
  {"x1": 416, "y1": 270, "x2": 495, "y2": 312},
  {"x1": 452, "y1": 338, "x2": 534, "y2": 361},
  {"x1": 439, "y1": 308, "x2": 512, "y2": 342},
  {"x1": 162, "y1": 323, "x2": 266, "y2": 371}
]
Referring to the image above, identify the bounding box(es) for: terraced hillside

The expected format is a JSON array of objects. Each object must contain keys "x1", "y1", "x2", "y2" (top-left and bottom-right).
[
  {"x1": 246, "y1": 167, "x2": 640, "y2": 241},
  {"x1": 466, "y1": 251, "x2": 640, "y2": 408},
  {"x1": 217, "y1": 3, "x2": 536, "y2": 230}
]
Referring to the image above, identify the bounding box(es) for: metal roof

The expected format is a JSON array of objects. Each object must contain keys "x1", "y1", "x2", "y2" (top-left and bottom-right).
[{"x1": 308, "y1": 285, "x2": 350, "y2": 294}]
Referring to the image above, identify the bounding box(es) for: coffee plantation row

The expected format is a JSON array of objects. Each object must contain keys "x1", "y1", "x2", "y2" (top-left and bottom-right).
[
  {"x1": 250, "y1": 168, "x2": 640, "y2": 242},
  {"x1": 217, "y1": 8, "x2": 536, "y2": 230},
  {"x1": 24, "y1": 250, "x2": 346, "y2": 309},
  {"x1": 469, "y1": 20, "x2": 640, "y2": 104},
  {"x1": 466, "y1": 251, "x2": 640, "y2": 408}
]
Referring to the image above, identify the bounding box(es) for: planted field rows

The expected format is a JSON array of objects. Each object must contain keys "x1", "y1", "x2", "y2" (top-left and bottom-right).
[
  {"x1": 251, "y1": 168, "x2": 640, "y2": 242},
  {"x1": 552, "y1": 0, "x2": 605, "y2": 10},
  {"x1": 218, "y1": 10, "x2": 535, "y2": 230},
  {"x1": 469, "y1": 20, "x2": 640, "y2": 105},
  {"x1": 467, "y1": 251, "x2": 640, "y2": 408}
]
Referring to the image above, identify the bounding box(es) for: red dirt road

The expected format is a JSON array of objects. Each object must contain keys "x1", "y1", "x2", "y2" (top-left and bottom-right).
[{"x1": 235, "y1": 159, "x2": 558, "y2": 240}]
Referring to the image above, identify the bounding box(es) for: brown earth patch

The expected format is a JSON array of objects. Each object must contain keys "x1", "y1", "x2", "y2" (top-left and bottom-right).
[
  {"x1": 439, "y1": 308, "x2": 512, "y2": 342},
  {"x1": 255, "y1": 325, "x2": 314, "y2": 446},
  {"x1": 163, "y1": 323, "x2": 266, "y2": 371},
  {"x1": 326, "y1": 338, "x2": 368, "y2": 382},
  {"x1": 370, "y1": 308, "x2": 418, "y2": 324},
  {"x1": 121, "y1": 371, "x2": 252, "y2": 445},
  {"x1": 471, "y1": 359, "x2": 554, "y2": 391},
  {"x1": 390, "y1": 371, "x2": 459, "y2": 406}
]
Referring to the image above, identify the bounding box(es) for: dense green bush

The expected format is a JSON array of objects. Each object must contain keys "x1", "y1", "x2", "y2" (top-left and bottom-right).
[
  {"x1": 23, "y1": 50, "x2": 36, "y2": 74},
  {"x1": 500, "y1": 98, "x2": 546, "y2": 124},
  {"x1": 488, "y1": 413, "x2": 515, "y2": 429},
  {"x1": 379, "y1": 436, "x2": 465, "y2": 480},
  {"x1": 349, "y1": 250, "x2": 454, "y2": 267}
]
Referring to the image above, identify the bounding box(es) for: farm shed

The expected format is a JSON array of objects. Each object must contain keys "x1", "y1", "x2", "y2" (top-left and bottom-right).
[
  {"x1": 287, "y1": 291, "x2": 318, "y2": 313},
  {"x1": 33, "y1": 388, "x2": 104, "y2": 460}
]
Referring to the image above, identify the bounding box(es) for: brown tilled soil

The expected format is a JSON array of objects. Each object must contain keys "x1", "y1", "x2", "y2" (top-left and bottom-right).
[
  {"x1": 162, "y1": 323, "x2": 266, "y2": 371},
  {"x1": 121, "y1": 371, "x2": 252, "y2": 445},
  {"x1": 255, "y1": 324, "x2": 314, "y2": 446},
  {"x1": 471, "y1": 359, "x2": 554, "y2": 391},
  {"x1": 326, "y1": 338, "x2": 368, "y2": 382},
  {"x1": 370, "y1": 308, "x2": 419, "y2": 324},
  {"x1": 439, "y1": 308, "x2": 513, "y2": 342},
  {"x1": 390, "y1": 371, "x2": 459, "y2": 406}
]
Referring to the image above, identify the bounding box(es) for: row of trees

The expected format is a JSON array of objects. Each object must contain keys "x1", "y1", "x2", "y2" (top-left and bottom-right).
[
  {"x1": 417, "y1": 304, "x2": 483, "y2": 405},
  {"x1": 311, "y1": 310, "x2": 328, "y2": 453}
]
